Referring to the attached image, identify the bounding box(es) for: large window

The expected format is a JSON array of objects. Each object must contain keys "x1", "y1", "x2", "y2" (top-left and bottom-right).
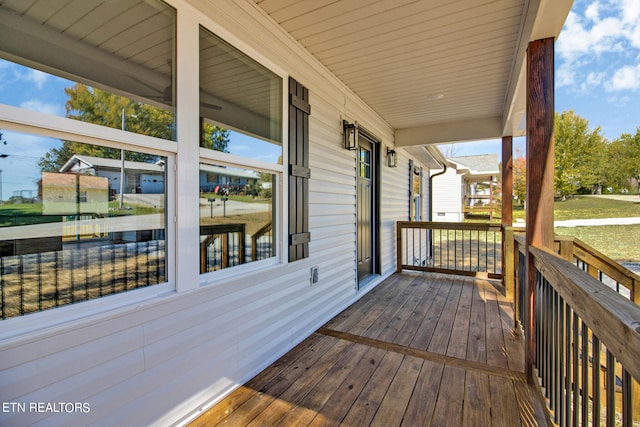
[
  {"x1": 0, "y1": 0, "x2": 176, "y2": 140},
  {"x1": 0, "y1": 131, "x2": 167, "y2": 319},
  {"x1": 198, "y1": 26, "x2": 283, "y2": 273},
  {"x1": 0, "y1": 0, "x2": 176, "y2": 319}
]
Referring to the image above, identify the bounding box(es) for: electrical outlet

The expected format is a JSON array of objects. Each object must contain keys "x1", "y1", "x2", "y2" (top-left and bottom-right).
[{"x1": 310, "y1": 266, "x2": 319, "y2": 285}]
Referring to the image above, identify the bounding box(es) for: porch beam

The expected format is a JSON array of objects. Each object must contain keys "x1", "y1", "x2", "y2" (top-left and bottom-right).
[
  {"x1": 395, "y1": 116, "x2": 502, "y2": 147},
  {"x1": 525, "y1": 37, "x2": 555, "y2": 381}
]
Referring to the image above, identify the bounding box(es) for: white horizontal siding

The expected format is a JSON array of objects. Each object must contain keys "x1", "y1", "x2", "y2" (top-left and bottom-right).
[
  {"x1": 0, "y1": 1, "x2": 436, "y2": 426},
  {"x1": 431, "y1": 167, "x2": 463, "y2": 222}
]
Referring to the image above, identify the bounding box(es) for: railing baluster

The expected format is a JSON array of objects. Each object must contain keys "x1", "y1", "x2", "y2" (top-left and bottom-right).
[
  {"x1": 37, "y1": 252, "x2": 42, "y2": 312},
  {"x1": 19, "y1": 255, "x2": 24, "y2": 316},
  {"x1": 581, "y1": 320, "x2": 589, "y2": 426},
  {"x1": 558, "y1": 297, "x2": 566, "y2": 427},
  {"x1": 552, "y1": 285, "x2": 559, "y2": 418},
  {"x1": 1, "y1": 256, "x2": 5, "y2": 319},
  {"x1": 85, "y1": 247, "x2": 89, "y2": 300},
  {"x1": 565, "y1": 303, "x2": 572, "y2": 427},
  {"x1": 573, "y1": 311, "x2": 580, "y2": 427},
  {"x1": 593, "y1": 335, "x2": 601, "y2": 427},
  {"x1": 622, "y1": 368, "x2": 631, "y2": 427},
  {"x1": 606, "y1": 349, "x2": 615, "y2": 427}
]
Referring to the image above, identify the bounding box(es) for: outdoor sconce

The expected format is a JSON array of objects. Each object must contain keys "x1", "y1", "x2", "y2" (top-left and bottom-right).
[
  {"x1": 343, "y1": 120, "x2": 358, "y2": 150},
  {"x1": 387, "y1": 147, "x2": 398, "y2": 167}
]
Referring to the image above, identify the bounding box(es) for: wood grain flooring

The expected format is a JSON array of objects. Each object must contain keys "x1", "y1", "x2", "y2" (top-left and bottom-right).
[{"x1": 189, "y1": 272, "x2": 549, "y2": 426}]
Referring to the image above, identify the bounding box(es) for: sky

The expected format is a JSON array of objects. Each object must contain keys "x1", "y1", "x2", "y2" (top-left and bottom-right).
[{"x1": 445, "y1": 0, "x2": 640, "y2": 160}]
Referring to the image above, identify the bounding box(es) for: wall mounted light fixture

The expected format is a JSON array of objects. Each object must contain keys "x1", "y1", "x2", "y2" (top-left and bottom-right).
[
  {"x1": 343, "y1": 120, "x2": 358, "y2": 150},
  {"x1": 387, "y1": 147, "x2": 398, "y2": 167}
]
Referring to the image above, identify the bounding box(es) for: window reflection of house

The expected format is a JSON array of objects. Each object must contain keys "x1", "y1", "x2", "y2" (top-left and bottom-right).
[
  {"x1": 41, "y1": 172, "x2": 109, "y2": 215},
  {"x1": 59, "y1": 154, "x2": 165, "y2": 197},
  {"x1": 199, "y1": 164, "x2": 259, "y2": 193}
]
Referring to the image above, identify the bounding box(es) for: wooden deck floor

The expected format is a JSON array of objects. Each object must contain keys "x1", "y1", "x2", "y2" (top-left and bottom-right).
[{"x1": 189, "y1": 272, "x2": 549, "y2": 426}]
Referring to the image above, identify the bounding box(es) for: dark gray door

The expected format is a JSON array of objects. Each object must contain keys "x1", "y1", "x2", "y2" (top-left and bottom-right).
[{"x1": 357, "y1": 137, "x2": 375, "y2": 282}]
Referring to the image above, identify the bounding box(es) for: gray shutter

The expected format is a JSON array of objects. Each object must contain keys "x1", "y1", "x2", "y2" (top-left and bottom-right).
[{"x1": 288, "y1": 77, "x2": 311, "y2": 261}]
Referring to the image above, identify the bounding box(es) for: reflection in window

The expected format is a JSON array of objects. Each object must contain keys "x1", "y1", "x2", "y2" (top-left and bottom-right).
[
  {"x1": 0, "y1": 130, "x2": 167, "y2": 319},
  {"x1": 199, "y1": 163, "x2": 275, "y2": 273},
  {"x1": 199, "y1": 26, "x2": 282, "y2": 162},
  {"x1": 0, "y1": 0, "x2": 176, "y2": 140}
]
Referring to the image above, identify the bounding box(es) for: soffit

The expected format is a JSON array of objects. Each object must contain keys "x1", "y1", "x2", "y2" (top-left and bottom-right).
[{"x1": 253, "y1": 0, "x2": 572, "y2": 145}]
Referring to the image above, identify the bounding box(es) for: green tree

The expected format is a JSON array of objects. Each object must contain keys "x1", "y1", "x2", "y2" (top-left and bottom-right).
[
  {"x1": 201, "y1": 120, "x2": 230, "y2": 152},
  {"x1": 608, "y1": 128, "x2": 640, "y2": 193},
  {"x1": 513, "y1": 156, "x2": 526, "y2": 204},
  {"x1": 39, "y1": 83, "x2": 229, "y2": 171},
  {"x1": 554, "y1": 110, "x2": 607, "y2": 199}
]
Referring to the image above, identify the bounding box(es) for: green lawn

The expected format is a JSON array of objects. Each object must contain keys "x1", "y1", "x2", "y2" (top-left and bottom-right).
[
  {"x1": 554, "y1": 225, "x2": 640, "y2": 262},
  {"x1": 510, "y1": 196, "x2": 640, "y2": 262},
  {"x1": 0, "y1": 202, "x2": 163, "y2": 227},
  {"x1": 512, "y1": 195, "x2": 640, "y2": 221}
]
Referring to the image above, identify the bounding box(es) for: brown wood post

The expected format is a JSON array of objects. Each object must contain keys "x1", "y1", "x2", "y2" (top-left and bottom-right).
[
  {"x1": 501, "y1": 136, "x2": 513, "y2": 294},
  {"x1": 525, "y1": 37, "x2": 555, "y2": 382},
  {"x1": 501, "y1": 136, "x2": 513, "y2": 226},
  {"x1": 503, "y1": 226, "x2": 515, "y2": 302}
]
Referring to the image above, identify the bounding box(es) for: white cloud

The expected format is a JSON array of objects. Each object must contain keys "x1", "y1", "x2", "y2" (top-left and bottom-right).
[
  {"x1": 557, "y1": 1, "x2": 640, "y2": 93},
  {"x1": 24, "y1": 69, "x2": 48, "y2": 89},
  {"x1": 580, "y1": 71, "x2": 606, "y2": 91},
  {"x1": 557, "y1": 11, "x2": 626, "y2": 61},
  {"x1": 607, "y1": 63, "x2": 640, "y2": 90},
  {"x1": 556, "y1": 63, "x2": 576, "y2": 87},
  {"x1": 606, "y1": 94, "x2": 631, "y2": 106},
  {"x1": 585, "y1": 1, "x2": 601, "y2": 22},
  {"x1": 19, "y1": 100, "x2": 65, "y2": 116}
]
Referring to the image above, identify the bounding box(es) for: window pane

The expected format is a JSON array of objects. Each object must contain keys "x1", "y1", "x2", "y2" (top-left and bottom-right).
[
  {"x1": 0, "y1": 0, "x2": 176, "y2": 140},
  {"x1": 199, "y1": 26, "x2": 282, "y2": 161},
  {"x1": 199, "y1": 163, "x2": 275, "y2": 273},
  {"x1": 0, "y1": 130, "x2": 167, "y2": 319}
]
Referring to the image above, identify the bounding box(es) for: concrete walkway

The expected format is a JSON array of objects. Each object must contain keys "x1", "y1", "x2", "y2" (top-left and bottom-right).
[{"x1": 554, "y1": 217, "x2": 640, "y2": 227}]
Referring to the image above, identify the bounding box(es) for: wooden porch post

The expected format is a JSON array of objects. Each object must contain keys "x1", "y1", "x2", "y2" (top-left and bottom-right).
[
  {"x1": 525, "y1": 37, "x2": 555, "y2": 381},
  {"x1": 501, "y1": 136, "x2": 513, "y2": 226},
  {"x1": 502, "y1": 136, "x2": 514, "y2": 300}
]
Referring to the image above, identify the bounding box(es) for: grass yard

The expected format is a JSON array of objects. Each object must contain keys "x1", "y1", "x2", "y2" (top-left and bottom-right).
[
  {"x1": 510, "y1": 196, "x2": 640, "y2": 262},
  {"x1": 554, "y1": 224, "x2": 640, "y2": 262},
  {"x1": 512, "y1": 195, "x2": 640, "y2": 221}
]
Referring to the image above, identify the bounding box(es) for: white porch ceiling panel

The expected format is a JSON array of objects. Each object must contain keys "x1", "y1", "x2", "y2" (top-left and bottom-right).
[{"x1": 253, "y1": 0, "x2": 572, "y2": 146}]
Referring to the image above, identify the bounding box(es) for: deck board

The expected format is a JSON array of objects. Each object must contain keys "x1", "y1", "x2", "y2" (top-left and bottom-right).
[{"x1": 189, "y1": 272, "x2": 549, "y2": 426}]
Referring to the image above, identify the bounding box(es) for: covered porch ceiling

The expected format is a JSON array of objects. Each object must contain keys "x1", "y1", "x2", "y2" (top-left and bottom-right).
[{"x1": 252, "y1": 0, "x2": 573, "y2": 147}]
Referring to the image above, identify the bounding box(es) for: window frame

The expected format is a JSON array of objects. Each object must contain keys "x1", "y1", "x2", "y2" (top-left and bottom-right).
[
  {"x1": 0, "y1": 0, "x2": 292, "y2": 334},
  {"x1": 0, "y1": 107, "x2": 176, "y2": 338},
  {"x1": 195, "y1": 17, "x2": 288, "y2": 283}
]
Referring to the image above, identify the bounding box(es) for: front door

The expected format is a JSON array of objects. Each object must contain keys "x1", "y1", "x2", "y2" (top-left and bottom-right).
[{"x1": 357, "y1": 136, "x2": 377, "y2": 284}]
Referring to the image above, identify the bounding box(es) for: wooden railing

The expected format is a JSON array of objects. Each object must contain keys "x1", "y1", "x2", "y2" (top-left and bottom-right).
[
  {"x1": 396, "y1": 221, "x2": 502, "y2": 279},
  {"x1": 200, "y1": 224, "x2": 246, "y2": 273},
  {"x1": 251, "y1": 222, "x2": 273, "y2": 261},
  {"x1": 1, "y1": 239, "x2": 166, "y2": 319},
  {"x1": 507, "y1": 227, "x2": 640, "y2": 425}
]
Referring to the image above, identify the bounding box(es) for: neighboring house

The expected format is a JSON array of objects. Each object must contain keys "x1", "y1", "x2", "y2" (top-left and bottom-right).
[
  {"x1": 0, "y1": 1, "x2": 571, "y2": 426},
  {"x1": 60, "y1": 154, "x2": 165, "y2": 195},
  {"x1": 431, "y1": 154, "x2": 499, "y2": 221},
  {"x1": 199, "y1": 164, "x2": 259, "y2": 193}
]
